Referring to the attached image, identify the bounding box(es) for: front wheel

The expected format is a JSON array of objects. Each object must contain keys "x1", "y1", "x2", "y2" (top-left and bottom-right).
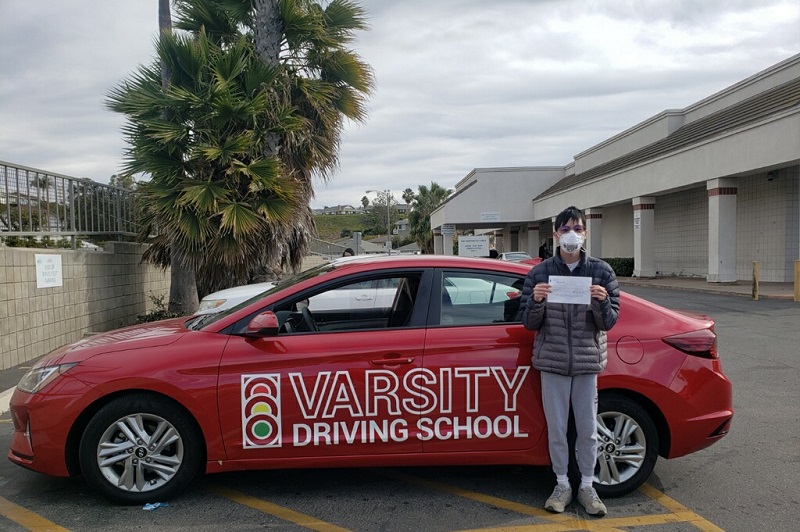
[
  {"x1": 593, "y1": 394, "x2": 659, "y2": 498},
  {"x1": 79, "y1": 394, "x2": 202, "y2": 505}
]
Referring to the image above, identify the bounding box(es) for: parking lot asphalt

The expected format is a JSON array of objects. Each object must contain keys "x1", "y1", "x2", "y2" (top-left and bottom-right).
[{"x1": 1, "y1": 276, "x2": 795, "y2": 415}]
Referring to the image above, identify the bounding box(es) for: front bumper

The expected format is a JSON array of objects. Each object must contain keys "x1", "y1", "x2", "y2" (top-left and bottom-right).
[{"x1": 7, "y1": 374, "x2": 97, "y2": 477}]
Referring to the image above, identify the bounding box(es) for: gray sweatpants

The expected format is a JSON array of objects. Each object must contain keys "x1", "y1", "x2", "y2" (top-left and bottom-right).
[{"x1": 540, "y1": 372, "x2": 598, "y2": 479}]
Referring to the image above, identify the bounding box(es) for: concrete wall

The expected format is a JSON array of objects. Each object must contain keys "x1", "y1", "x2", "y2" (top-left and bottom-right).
[
  {"x1": 600, "y1": 205, "x2": 634, "y2": 258},
  {"x1": 736, "y1": 167, "x2": 800, "y2": 282},
  {"x1": 0, "y1": 242, "x2": 170, "y2": 370},
  {"x1": 654, "y1": 188, "x2": 709, "y2": 277}
]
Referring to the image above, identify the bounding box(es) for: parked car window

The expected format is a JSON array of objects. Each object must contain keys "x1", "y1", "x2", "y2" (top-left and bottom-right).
[{"x1": 440, "y1": 272, "x2": 524, "y2": 326}]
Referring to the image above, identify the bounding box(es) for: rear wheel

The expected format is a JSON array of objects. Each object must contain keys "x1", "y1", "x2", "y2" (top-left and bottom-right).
[
  {"x1": 593, "y1": 394, "x2": 659, "y2": 498},
  {"x1": 79, "y1": 394, "x2": 202, "y2": 505}
]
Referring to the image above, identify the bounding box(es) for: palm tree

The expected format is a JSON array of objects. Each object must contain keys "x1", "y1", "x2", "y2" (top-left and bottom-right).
[
  {"x1": 409, "y1": 182, "x2": 452, "y2": 254},
  {"x1": 402, "y1": 187, "x2": 415, "y2": 205},
  {"x1": 109, "y1": 0, "x2": 373, "y2": 309}
]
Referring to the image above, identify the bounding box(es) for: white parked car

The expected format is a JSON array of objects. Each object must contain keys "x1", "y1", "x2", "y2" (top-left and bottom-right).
[
  {"x1": 195, "y1": 282, "x2": 276, "y2": 315},
  {"x1": 497, "y1": 251, "x2": 532, "y2": 262},
  {"x1": 194, "y1": 255, "x2": 396, "y2": 315},
  {"x1": 196, "y1": 278, "x2": 401, "y2": 316}
]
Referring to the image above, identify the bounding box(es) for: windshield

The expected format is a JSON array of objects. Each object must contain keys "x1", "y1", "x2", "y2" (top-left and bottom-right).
[{"x1": 186, "y1": 262, "x2": 338, "y2": 330}]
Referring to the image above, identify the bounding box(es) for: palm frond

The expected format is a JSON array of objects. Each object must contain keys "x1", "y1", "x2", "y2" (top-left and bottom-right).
[{"x1": 219, "y1": 201, "x2": 263, "y2": 238}]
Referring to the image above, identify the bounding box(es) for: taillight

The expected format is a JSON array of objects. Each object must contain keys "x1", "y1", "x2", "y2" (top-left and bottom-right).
[{"x1": 662, "y1": 328, "x2": 718, "y2": 359}]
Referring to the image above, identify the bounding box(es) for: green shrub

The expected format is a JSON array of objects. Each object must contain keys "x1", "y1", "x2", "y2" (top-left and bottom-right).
[
  {"x1": 136, "y1": 294, "x2": 180, "y2": 323},
  {"x1": 602, "y1": 257, "x2": 634, "y2": 277}
]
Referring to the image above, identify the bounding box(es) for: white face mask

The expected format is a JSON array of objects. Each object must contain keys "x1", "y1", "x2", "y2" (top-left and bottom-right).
[{"x1": 559, "y1": 231, "x2": 584, "y2": 253}]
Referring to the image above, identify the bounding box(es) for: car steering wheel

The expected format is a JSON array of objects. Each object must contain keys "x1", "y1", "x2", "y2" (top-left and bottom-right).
[{"x1": 301, "y1": 306, "x2": 318, "y2": 332}]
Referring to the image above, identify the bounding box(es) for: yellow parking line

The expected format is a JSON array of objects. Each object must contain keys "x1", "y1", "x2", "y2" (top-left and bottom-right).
[
  {"x1": 382, "y1": 471, "x2": 727, "y2": 532},
  {"x1": 204, "y1": 484, "x2": 350, "y2": 532},
  {"x1": 0, "y1": 496, "x2": 70, "y2": 532},
  {"x1": 378, "y1": 471, "x2": 625, "y2": 532},
  {"x1": 639, "y1": 484, "x2": 724, "y2": 532}
]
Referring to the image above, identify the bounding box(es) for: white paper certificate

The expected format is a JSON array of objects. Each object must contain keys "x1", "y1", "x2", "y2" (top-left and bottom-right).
[{"x1": 547, "y1": 275, "x2": 591, "y2": 305}]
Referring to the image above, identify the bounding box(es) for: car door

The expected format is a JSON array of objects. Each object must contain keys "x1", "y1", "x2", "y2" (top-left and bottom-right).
[
  {"x1": 216, "y1": 270, "x2": 430, "y2": 461},
  {"x1": 421, "y1": 268, "x2": 547, "y2": 457}
]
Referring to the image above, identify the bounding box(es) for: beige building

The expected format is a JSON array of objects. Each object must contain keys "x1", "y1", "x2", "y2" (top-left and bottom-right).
[{"x1": 431, "y1": 53, "x2": 800, "y2": 283}]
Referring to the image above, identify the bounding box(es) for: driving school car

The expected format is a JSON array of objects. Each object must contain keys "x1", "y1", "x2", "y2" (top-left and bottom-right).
[{"x1": 8, "y1": 255, "x2": 733, "y2": 504}]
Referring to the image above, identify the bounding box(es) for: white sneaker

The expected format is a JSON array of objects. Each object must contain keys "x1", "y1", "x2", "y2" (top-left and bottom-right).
[
  {"x1": 544, "y1": 484, "x2": 573, "y2": 513},
  {"x1": 577, "y1": 486, "x2": 607, "y2": 516}
]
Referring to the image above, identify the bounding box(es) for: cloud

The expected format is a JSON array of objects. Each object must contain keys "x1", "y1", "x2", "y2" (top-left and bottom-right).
[{"x1": 1, "y1": 0, "x2": 798, "y2": 209}]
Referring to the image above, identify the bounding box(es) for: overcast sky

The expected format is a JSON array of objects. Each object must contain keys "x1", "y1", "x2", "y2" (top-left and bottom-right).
[{"x1": 1, "y1": 1, "x2": 798, "y2": 210}]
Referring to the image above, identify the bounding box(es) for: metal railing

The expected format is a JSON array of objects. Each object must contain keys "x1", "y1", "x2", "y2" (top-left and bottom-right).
[
  {"x1": 0, "y1": 161, "x2": 138, "y2": 246},
  {"x1": 1, "y1": 161, "x2": 371, "y2": 259}
]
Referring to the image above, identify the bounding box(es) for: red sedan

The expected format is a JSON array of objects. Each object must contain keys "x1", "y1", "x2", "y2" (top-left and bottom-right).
[{"x1": 8, "y1": 255, "x2": 732, "y2": 504}]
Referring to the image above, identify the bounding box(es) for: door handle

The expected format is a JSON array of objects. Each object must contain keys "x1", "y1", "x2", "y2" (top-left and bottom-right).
[
  {"x1": 355, "y1": 295, "x2": 375, "y2": 301},
  {"x1": 370, "y1": 357, "x2": 414, "y2": 366}
]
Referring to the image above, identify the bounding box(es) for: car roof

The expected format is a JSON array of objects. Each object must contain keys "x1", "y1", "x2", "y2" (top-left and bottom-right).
[{"x1": 328, "y1": 254, "x2": 534, "y2": 274}]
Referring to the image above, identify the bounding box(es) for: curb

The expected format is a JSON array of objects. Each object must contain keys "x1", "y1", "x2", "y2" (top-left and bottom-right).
[
  {"x1": 0, "y1": 387, "x2": 13, "y2": 416},
  {"x1": 617, "y1": 280, "x2": 795, "y2": 301}
]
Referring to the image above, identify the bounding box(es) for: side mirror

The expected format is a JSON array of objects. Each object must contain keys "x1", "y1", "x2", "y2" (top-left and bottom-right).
[{"x1": 244, "y1": 311, "x2": 280, "y2": 338}]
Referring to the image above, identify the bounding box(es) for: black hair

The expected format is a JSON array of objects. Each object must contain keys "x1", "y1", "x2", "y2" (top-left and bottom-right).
[
  {"x1": 554, "y1": 206, "x2": 585, "y2": 229},
  {"x1": 343, "y1": 248, "x2": 355, "y2": 256}
]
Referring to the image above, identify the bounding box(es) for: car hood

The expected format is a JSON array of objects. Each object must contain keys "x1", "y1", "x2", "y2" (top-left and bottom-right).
[{"x1": 44, "y1": 317, "x2": 189, "y2": 365}]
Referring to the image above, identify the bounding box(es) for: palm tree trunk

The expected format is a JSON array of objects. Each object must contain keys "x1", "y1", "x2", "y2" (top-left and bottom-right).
[
  {"x1": 159, "y1": 0, "x2": 172, "y2": 85},
  {"x1": 252, "y1": 0, "x2": 313, "y2": 272},
  {"x1": 160, "y1": 0, "x2": 199, "y2": 314},
  {"x1": 254, "y1": 0, "x2": 282, "y2": 157}
]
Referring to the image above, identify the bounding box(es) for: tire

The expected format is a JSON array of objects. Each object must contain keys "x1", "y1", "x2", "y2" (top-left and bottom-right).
[
  {"x1": 79, "y1": 394, "x2": 202, "y2": 505},
  {"x1": 591, "y1": 394, "x2": 659, "y2": 498}
]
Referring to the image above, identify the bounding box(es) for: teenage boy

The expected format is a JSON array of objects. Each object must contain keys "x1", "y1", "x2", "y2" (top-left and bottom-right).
[{"x1": 521, "y1": 206, "x2": 620, "y2": 516}]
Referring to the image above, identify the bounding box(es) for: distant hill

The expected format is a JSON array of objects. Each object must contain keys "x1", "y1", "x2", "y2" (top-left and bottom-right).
[{"x1": 313, "y1": 213, "x2": 369, "y2": 242}]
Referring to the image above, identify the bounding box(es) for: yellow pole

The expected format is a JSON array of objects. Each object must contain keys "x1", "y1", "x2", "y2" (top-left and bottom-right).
[
  {"x1": 794, "y1": 260, "x2": 799, "y2": 303},
  {"x1": 752, "y1": 261, "x2": 759, "y2": 301}
]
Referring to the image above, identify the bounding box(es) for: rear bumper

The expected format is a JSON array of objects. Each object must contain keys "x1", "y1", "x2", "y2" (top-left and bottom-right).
[{"x1": 666, "y1": 357, "x2": 733, "y2": 458}]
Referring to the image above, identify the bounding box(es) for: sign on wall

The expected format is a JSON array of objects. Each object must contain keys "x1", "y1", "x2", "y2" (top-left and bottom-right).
[
  {"x1": 440, "y1": 224, "x2": 455, "y2": 235},
  {"x1": 458, "y1": 236, "x2": 490, "y2": 257},
  {"x1": 35, "y1": 254, "x2": 63, "y2": 288},
  {"x1": 480, "y1": 211, "x2": 501, "y2": 222}
]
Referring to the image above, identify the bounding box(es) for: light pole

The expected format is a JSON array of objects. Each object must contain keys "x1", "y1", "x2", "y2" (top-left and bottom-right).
[{"x1": 366, "y1": 189, "x2": 392, "y2": 254}]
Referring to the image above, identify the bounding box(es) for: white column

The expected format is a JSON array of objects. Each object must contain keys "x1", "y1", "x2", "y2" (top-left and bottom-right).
[
  {"x1": 495, "y1": 230, "x2": 504, "y2": 253},
  {"x1": 433, "y1": 229, "x2": 443, "y2": 255},
  {"x1": 442, "y1": 232, "x2": 453, "y2": 256},
  {"x1": 633, "y1": 197, "x2": 656, "y2": 277},
  {"x1": 585, "y1": 208, "x2": 603, "y2": 258},
  {"x1": 707, "y1": 178, "x2": 738, "y2": 282}
]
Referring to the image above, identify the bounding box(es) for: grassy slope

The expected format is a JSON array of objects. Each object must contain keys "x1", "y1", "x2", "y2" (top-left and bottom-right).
[{"x1": 313, "y1": 214, "x2": 370, "y2": 242}]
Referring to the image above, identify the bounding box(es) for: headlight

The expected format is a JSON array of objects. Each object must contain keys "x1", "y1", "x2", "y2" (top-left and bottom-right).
[
  {"x1": 197, "y1": 299, "x2": 226, "y2": 312},
  {"x1": 17, "y1": 363, "x2": 78, "y2": 394}
]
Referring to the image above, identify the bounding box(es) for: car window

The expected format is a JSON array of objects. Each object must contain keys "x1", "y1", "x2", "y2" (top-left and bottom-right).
[
  {"x1": 273, "y1": 274, "x2": 421, "y2": 333},
  {"x1": 440, "y1": 272, "x2": 525, "y2": 326}
]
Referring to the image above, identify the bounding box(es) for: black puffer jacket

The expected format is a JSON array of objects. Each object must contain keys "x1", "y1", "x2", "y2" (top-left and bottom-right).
[{"x1": 520, "y1": 249, "x2": 620, "y2": 376}]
